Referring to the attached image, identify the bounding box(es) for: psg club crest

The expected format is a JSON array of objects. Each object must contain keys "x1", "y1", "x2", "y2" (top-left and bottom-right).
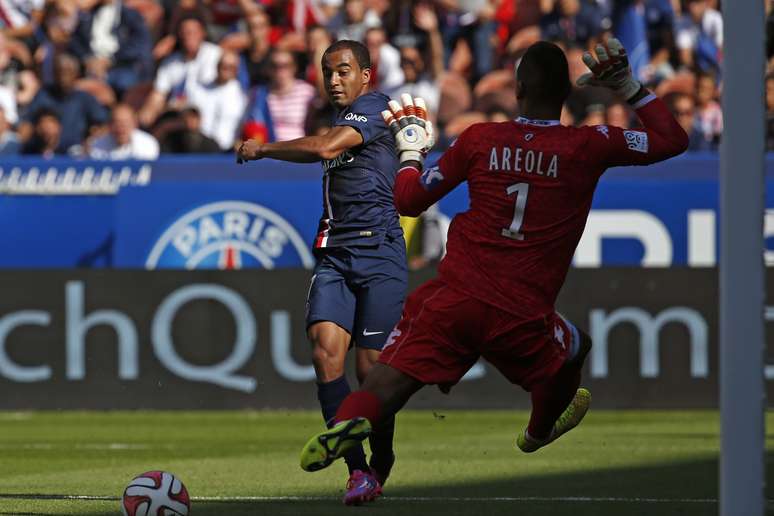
[{"x1": 145, "y1": 201, "x2": 315, "y2": 270}]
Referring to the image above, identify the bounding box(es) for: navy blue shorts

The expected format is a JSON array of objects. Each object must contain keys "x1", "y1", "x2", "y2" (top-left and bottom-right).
[{"x1": 305, "y1": 235, "x2": 408, "y2": 350}]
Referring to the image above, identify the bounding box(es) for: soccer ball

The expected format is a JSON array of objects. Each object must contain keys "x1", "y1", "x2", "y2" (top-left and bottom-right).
[{"x1": 121, "y1": 470, "x2": 191, "y2": 516}]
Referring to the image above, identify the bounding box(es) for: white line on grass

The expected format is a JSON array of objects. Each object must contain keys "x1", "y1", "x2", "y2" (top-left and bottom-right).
[
  {"x1": 4, "y1": 494, "x2": 771, "y2": 504},
  {"x1": 192, "y1": 496, "x2": 722, "y2": 504}
]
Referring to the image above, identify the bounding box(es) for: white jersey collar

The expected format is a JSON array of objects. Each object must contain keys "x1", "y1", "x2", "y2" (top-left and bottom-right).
[{"x1": 514, "y1": 116, "x2": 561, "y2": 127}]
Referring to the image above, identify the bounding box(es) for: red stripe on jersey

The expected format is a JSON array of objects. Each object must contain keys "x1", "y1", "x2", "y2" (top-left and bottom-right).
[{"x1": 314, "y1": 219, "x2": 330, "y2": 248}]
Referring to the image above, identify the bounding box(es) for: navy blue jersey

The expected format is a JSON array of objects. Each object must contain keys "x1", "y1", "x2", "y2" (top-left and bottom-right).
[{"x1": 314, "y1": 91, "x2": 402, "y2": 248}]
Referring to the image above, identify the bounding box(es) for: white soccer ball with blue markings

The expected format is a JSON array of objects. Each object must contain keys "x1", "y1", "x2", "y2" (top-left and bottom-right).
[{"x1": 121, "y1": 470, "x2": 190, "y2": 516}]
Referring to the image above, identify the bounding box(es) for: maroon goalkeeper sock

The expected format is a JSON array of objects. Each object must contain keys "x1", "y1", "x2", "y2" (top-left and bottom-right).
[
  {"x1": 335, "y1": 390, "x2": 382, "y2": 427},
  {"x1": 527, "y1": 366, "x2": 581, "y2": 440}
]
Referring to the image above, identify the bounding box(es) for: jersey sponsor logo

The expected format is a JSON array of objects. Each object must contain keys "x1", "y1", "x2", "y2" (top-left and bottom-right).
[
  {"x1": 596, "y1": 125, "x2": 610, "y2": 139},
  {"x1": 624, "y1": 130, "x2": 649, "y2": 153},
  {"x1": 344, "y1": 112, "x2": 368, "y2": 123},
  {"x1": 146, "y1": 201, "x2": 315, "y2": 270},
  {"x1": 321, "y1": 151, "x2": 355, "y2": 172},
  {"x1": 420, "y1": 165, "x2": 445, "y2": 190}
]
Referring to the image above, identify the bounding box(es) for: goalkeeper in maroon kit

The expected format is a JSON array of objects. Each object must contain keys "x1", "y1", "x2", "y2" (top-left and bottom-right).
[{"x1": 299, "y1": 39, "x2": 688, "y2": 482}]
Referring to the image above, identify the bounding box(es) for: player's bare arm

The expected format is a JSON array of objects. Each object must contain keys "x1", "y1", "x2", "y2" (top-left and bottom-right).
[
  {"x1": 237, "y1": 44, "x2": 373, "y2": 166},
  {"x1": 235, "y1": 125, "x2": 363, "y2": 164}
]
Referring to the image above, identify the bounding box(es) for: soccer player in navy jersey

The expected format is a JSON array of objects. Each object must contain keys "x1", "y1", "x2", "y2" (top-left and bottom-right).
[
  {"x1": 236, "y1": 40, "x2": 431, "y2": 505},
  {"x1": 298, "y1": 39, "x2": 688, "y2": 477}
]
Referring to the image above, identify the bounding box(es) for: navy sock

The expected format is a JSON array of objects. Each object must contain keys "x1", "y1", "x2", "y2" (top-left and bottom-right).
[
  {"x1": 317, "y1": 376, "x2": 369, "y2": 474},
  {"x1": 368, "y1": 414, "x2": 395, "y2": 477}
]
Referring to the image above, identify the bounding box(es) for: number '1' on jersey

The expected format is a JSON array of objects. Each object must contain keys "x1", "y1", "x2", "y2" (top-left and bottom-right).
[{"x1": 393, "y1": 94, "x2": 688, "y2": 321}]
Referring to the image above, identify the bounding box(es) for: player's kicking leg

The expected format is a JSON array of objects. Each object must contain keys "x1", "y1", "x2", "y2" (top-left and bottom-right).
[
  {"x1": 308, "y1": 321, "x2": 375, "y2": 493},
  {"x1": 300, "y1": 363, "x2": 423, "y2": 504},
  {"x1": 517, "y1": 322, "x2": 593, "y2": 453}
]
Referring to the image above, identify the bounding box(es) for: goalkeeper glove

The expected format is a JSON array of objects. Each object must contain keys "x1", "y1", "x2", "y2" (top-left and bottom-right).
[
  {"x1": 381, "y1": 93, "x2": 435, "y2": 165},
  {"x1": 576, "y1": 38, "x2": 642, "y2": 101}
]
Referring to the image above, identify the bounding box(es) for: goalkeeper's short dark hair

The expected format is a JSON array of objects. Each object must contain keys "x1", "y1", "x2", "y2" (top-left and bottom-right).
[
  {"x1": 323, "y1": 40, "x2": 371, "y2": 70},
  {"x1": 517, "y1": 41, "x2": 572, "y2": 105}
]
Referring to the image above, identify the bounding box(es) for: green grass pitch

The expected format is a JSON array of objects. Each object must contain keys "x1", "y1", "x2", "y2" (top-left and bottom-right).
[{"x1": 0, "y1": 410, "x2": 772, "y2": 516}]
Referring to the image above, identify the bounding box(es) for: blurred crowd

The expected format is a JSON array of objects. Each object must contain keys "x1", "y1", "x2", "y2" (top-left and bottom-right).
[{"x1": 0, "y1": 0, "x2": 742, "y2": 159}]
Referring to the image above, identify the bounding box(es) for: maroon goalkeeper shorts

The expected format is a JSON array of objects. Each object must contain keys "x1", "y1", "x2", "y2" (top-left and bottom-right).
[{"x1": 378, "y1": 278, "x2": 575, "y2": 391}]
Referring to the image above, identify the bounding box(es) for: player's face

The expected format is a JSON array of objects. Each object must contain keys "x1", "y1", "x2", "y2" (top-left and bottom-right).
[{"x1": 322, "y1": 49, "x2": 370, "y2": 110}]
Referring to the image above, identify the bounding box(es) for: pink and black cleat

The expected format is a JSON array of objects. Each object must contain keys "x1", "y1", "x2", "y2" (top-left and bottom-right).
[{"x1": 343, "y1": 469, "x2": 382, "y2": 506}]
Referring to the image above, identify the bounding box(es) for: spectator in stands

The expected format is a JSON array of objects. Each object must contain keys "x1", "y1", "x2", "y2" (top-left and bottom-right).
[
  {"x1": 272, "y1": 0, "x2": 328, "y2": 36},
  {"x1": 70, "y1": 0, "x2": 153, "y2": 96},
  {"x1": 675, "y1": 0, "x2": 722, "y2": 72},
  {"x1": 386, "y1": 45, "x2": 441, "y2": 116},
  {"x1": 500, "y1": 0, "x2": 543, "y2": 59},
  {"x1": 436, "y1": 0, "x2": 499, "y2": 83},
  {"x1": 643, "y1": 0, "x2": 677, "y2": 83},
  {"x1": 694, "y1": 71, "x2": 721, "y2": 148},
  {"x1": 0, "y1": 81, "x2": 17, "y2": 126},
  {"x1": 243, "y1": 49, "x2": 315, "y2": 142},
  {"x1": 768, "y1": 0, "x2": 774, "y2": 68},
  {"x1": 665, "y1": 91, "x2": 710, "y2": 151},
  {"x1": 0, "y1": 105, "x2": 19, "y2": 154},
  {"x1": 302, "y1": 26, "x2": 336, "y2": 135},
  {"x1": 207, "y1": 0, "x2": 264, "y2": 41},
  {"x1": 139, "y1": 14, "x2": 221, "y2": 128},
  {"x1": 766, "y1": 72, "x2": 774, "y2": 151},
  {"x1": 31, "y1": 0, "x2": 80, "y2": 87},
  {"x1": 364, "y1": 26, "x2": 403, "y2": 90},
  {"x1": 386, "y1": 4, "x2": 442, "y2": 115},
  {"x1": 154, "y1": 0, "x2": 211, "y2": 62},
  {"x1": 237, "y1": 9, "x2": 272, "y2": 89},
  {"x1": 157, "y1": 105, "x2": 221, "y2": 153},
  {"x1": 304, "y1": 24, "x2": 333, "y2": 94},
  {"x1": 22, "y1": 107, "x2": 65, "y2": 157},
  {"x1": 328, "y1": 0, "x2": 380, "y2": 42},
  {"x1": 186, "y1": 50, "x2": 246, "y2": 151},
  {"x1": 540, "y1": 0, "x2": 607, "y2": 49},
  {"x1": 0, "y1": 0, "x2": 44, "y2": 41},
  {"x1": 0, "y1": 31, "x2": 27, "y2": 90},
  {"x1": 20, "y1": 53, "x2": 108, "y2": 152},
  {"x1": 606, "y1": 100, "x2": 631, "y2": 129},
  {"x1": 88, "y1": 103, "x2": 159, "y2": 160}
]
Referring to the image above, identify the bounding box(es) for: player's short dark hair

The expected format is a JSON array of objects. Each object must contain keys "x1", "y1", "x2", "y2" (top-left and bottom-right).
[
  {"x1": 517, "y1": 41, "x2": 571, "y2": 105},
  {"x1": 323, "y1": 40, "x2": 370, "y2": 70}
]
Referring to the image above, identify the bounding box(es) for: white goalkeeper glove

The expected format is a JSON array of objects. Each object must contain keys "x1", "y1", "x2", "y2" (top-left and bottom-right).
[
  {"x1": 381, "y1": 93, "x2": 435, "y2": 165},
  {"x1": 576, "y1": 38, "x2": 642, "y2": 101}
]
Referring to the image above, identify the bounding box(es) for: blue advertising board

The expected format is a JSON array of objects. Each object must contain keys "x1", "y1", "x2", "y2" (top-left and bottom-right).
[{"x1": 0, "y1": 154, "x2": 772, "y2": 268}]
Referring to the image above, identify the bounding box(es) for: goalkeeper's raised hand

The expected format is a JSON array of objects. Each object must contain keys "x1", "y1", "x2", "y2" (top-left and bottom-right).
[
  {"x1": 381, "y1": 93, "x2": 435, "y2": 166},
  {"x1": 576, "y1": 38, "x2": 642, "y2": 101}
]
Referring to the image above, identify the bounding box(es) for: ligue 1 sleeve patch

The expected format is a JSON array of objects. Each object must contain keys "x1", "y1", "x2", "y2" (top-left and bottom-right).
[
  {"x1": 420, "y1": 165, "x2": 444, "y2": 191},
  {"x1": 623, "y1": 130, "x2": 649, "y2": 153}
]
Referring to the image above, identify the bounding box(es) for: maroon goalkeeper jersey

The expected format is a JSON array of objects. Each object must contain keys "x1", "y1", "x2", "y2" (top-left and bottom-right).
[{"x1": 393, "y1": 93, "x2": 688, "y2": 320}]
